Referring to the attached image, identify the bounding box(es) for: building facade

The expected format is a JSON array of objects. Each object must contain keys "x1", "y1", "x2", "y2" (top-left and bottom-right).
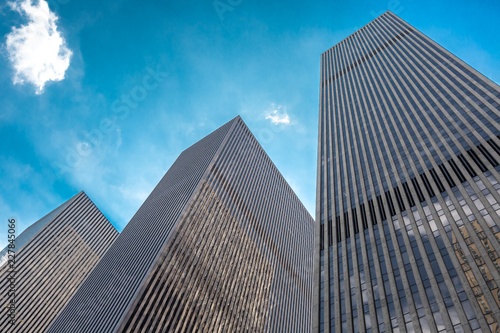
[
  {"x1": 0, "y1": 191, "x2": 118, "y2": 333},
  {"x1": 314, "y1": 11, "x2": 500, "y2": 333},
  {"x1": 48, "y1": 116, "x2": 314, "y2": 333}
]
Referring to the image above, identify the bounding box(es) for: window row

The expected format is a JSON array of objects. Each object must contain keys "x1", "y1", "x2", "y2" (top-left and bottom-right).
[{"x1": 321, "y1": 138, "x2": 500, "y2": 245}]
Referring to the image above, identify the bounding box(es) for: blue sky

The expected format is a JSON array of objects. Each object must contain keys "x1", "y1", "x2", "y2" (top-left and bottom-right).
[{"x1": 1, "y1": 0, "x2": 500, "y2": 249}]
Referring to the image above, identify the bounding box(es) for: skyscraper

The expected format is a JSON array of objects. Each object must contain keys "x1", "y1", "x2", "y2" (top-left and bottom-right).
[
  {"x1": 0, "y1": 191, "x2": 118, "y2": 333},
  {"x1": 314, "y1": 11, "x2": 500, "y2": 333},
  {"x1": 48, "y1": 116, "x2": 314, "y2": 333}
]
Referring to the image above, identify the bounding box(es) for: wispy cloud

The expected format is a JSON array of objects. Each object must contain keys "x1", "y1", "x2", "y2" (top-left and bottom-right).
[
  {"x1": 5, "y1": 0, "x2": 72, "y2": 94},
  {"x1": 265, "y1": 104, "x2": 290, "y2": 125},
  {"x1": 0, "y1": 253, "x2": 7, "y2": 267}
]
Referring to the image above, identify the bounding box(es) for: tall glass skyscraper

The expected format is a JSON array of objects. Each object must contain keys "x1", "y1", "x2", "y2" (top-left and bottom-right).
[
  {"x1": 314, "y1": 11, "x2": 500, "y2": 333},
  {"x1": 0, "y1": 191, "x2": 118, "y2": 333},
  {"x1": 48, "y1": 116, "x2": 314, "y2": 333}
]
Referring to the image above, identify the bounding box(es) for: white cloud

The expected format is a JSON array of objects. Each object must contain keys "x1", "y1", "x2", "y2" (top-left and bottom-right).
[
  {"x1": 265, "y1": 104, "x2": 290, "y2": 125},
  {"x1": 5, "y1": 0, "x2": 72, "y2": 94}
]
